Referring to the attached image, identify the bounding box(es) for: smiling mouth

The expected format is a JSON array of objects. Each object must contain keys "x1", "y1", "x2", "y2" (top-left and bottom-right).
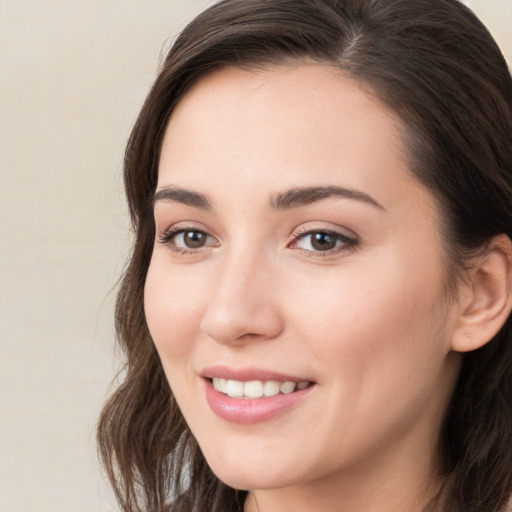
[{"x1": 210, "y1": 378, "x2": 312, "y2": 399}]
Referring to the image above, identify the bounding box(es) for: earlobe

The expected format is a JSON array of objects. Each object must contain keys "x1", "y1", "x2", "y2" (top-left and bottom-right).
[{"x1": 451, "y1": 234, "x2": 512, "y2": 353}]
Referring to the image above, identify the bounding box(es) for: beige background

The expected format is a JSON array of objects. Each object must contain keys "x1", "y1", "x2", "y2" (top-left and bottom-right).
[{"x1": 0, "y1": 1, "x2": 510, "y2": 511}]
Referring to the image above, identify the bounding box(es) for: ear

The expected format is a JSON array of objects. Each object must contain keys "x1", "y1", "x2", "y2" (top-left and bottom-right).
[{"x1": 451, "y1": 234, "x2": 512, "y2": 353}]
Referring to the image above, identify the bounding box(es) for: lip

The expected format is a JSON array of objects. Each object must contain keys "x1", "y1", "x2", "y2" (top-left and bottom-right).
[
  {"x1": 201, "y1": 366, "x2": 316, "y2": 424},
  {"x1": 201, "y1": 365, "x2": 313, "y2": 383}
]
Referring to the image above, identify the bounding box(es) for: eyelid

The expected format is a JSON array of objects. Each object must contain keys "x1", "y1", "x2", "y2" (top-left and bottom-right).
[
  {"x1": 158, "y1": 223, "x2": 219, "y2": 253},
  {"x1": 288, "y1": 224, "x2": 359, "y2": 256},
  {"x1": 156, "y1": 221, "x2": 359, "y2": 257}
]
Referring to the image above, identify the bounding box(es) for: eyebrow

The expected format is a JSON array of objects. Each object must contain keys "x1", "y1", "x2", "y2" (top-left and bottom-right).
[
  {"x1": 269, "y1": 186, "x2": 385, "y2": 211},
  {"x1": 152, "y1": 184, "x2": 384, "y2": 212},
  {"x1": 153, "y1": 186, "x2": 211, "y2": 210}
]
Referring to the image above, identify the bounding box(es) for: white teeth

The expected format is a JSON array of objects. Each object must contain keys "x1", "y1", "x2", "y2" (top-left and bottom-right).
[
  {"x1": 263, "y1": 380, "x2": 280, "y2": 397},
  {"x1": 212, "y1": 377, "x2": 228, "y2": 394},
  {"x1": 226, "y1": 379, "x2": 244, "y2": 398},
  {"x1": 279, "y1": 382, "x2": 296, "y2": 394},
  {"x1": 212, "y1": 378, "x2": 310, "y2": 398},
  {"x1": 244, "y1": 380, "x2": 264, "y2": 398}
]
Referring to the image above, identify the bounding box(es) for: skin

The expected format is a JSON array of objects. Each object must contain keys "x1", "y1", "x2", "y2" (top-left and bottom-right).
[{"x1": 144, "y1": 64, "x2": 467, "y2": 512}]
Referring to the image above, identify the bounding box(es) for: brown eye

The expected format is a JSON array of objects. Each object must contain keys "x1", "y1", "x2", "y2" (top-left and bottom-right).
[
  {"x1": 159, "y1": 228, "x2": 217, "y2": 252},
  {"x1": 292, "y1": 229, "x2": 358, "y2": 255},
  {"x1": 310, "y1": 232, "x2": 337, "y2": 251},
  {"x1": 182, "y1": 230, "x2": 207, "y2": 248}
]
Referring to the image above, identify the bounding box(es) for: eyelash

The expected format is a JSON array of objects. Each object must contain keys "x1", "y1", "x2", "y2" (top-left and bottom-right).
[
  {"x1": 289, "y1": 227, "x2": 358, "y2": 258},
  {"x1": 158, "y1": 226, "x2": 216, "y2": 255},
  {"x1": 158, "y1": 226, "x2": 359, "y2": 257}
]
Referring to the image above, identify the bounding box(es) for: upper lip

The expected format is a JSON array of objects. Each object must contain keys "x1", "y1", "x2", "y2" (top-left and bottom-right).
[{"x1": 200, "y1": 365, "x2": 314, "y2": 383}]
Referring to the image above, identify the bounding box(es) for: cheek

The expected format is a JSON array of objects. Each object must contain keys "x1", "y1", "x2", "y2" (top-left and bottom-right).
[
  {"x1": 284, "y1": 254, "x2": 454, "y2": 459},
  {"x1": 144, "y1": 256, "x2": 205, "y2": 361},
  {"x1": 292, "y1": 245, "x2": 451, "y2": 388}
]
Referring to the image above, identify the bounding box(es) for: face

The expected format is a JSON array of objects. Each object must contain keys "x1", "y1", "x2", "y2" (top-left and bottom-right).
[{"x1": 145, "y1": 64, "x2": 462, "y2": 498}]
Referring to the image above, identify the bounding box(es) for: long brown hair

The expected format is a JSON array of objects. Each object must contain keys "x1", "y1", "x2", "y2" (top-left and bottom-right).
[{"x1": 97, "y1": 1, "x2": 512, "y2": 510}]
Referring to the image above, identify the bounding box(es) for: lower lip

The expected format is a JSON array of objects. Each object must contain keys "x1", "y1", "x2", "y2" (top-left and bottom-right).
[{"x1": 203, "y1": 379, "x2": 315, "y2": 424}]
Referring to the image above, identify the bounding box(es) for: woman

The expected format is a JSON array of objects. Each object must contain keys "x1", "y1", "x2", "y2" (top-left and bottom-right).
[{"x1": 97, "y1": 0, "x2": 512, "y2": 511}]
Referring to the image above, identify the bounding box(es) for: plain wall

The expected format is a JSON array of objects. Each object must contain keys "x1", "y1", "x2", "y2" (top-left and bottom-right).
[{"x1": 0, "y1": 1, "x2": 510, "y2": 511}]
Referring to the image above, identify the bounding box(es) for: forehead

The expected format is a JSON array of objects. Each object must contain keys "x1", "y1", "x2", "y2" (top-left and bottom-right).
[{"x1": 158, "y1": 63, "x2": 427, "y2": 214}]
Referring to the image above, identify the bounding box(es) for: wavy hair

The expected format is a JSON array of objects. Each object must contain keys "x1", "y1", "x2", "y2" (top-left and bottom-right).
[{"x1": 97, "y1": 1, "x2": 512, "y2": 510}]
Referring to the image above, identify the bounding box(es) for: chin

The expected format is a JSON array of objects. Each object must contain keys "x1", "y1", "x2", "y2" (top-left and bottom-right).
[
  {"x1": 211, "y1": 466, "x2": 292, "y2": 492},
  {"x1": 202, "y1": 447, "x2": 302, "y2": 491}
]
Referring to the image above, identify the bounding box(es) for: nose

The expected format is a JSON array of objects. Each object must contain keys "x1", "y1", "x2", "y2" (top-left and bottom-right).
[{"x1": 200, "y1": 252, "x2": 284, "y2": 345}]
